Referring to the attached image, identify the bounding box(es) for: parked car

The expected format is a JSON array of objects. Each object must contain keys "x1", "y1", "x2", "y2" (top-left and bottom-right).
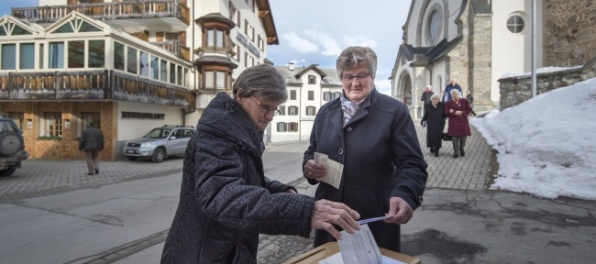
[
  {"x1": 122, "y1": 125, "x2": 195, "y2": 162},
  {"x1": 0, "y1": 117, "x2": 28, "y2": 177}
]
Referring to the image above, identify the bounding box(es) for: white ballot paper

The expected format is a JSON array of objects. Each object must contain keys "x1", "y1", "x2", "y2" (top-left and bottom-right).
[
  {"x1": 314, "y1": 152, "x2": 344, "y2": 189},
  {"x1": 318, "y1": 224, "x2": 406, "y2": 264}
]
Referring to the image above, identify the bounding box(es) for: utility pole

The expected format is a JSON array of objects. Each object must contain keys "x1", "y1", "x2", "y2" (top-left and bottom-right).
[{"x1": 531, "y1": 0, "x2": 537, "y2": 98}]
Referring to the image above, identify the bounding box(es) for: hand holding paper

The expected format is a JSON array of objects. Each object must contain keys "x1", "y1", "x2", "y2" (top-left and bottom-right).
[
  {"x1": 311, "y1": 199, "x2": 361, "y2": 241},
  {"x1": 313, "y1": 152, "x2": 344, "y2": 189}
]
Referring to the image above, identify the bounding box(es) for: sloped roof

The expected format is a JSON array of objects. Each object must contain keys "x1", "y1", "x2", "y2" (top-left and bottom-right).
[
  {"x1": 275, "y1": 64, "x2": 342, "y2": 87},
  {"x1": 400, "y1": 36, "x2": 463, "y2": 66}
]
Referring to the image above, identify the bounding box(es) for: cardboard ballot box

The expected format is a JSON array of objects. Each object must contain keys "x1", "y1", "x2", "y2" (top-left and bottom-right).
[{"x1": 283, "y1": 242, "x2": 421, "y2": 264}]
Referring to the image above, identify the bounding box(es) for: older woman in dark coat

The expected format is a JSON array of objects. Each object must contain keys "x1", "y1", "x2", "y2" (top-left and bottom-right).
[
  {"x1": 421, "y1": 94, "x2": 446, "y2": 157},
  {"x1": 303, "y1": 46, "x2": 428, "y2": 253},
  {"x1": 444, "y1": 89, "x2": 472, "y2": 158},
  {"x1": 161, "y1": 64, "x2": 360, "y2": 264}
]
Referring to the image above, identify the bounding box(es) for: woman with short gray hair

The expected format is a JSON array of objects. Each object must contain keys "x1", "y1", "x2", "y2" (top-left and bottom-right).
[
  {"x1": 161, "y1": 64, "x2": 361, "y2": 263},
  {"x1": 444, "y1": 89, "x2": 472, "y2": 158},
  {"x1": 421, "y1": 93, "x2": 446, "y2": 156},
  {"x1": 303, "y1": 46, "x2": 428, "y2": 253}
]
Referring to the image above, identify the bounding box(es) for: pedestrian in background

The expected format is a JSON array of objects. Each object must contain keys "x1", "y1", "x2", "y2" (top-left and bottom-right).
[
  {"x1": 303, "y1": 46, "x2": 428, "y2": 253},
  {"x1": 79, "y1": 121, "x2": 104, "y2": 175},
  {"x1": 161, "y1": 64, "x2": 361, "y2": 264},
  {"x1": 445, "y1": 89, "x2": 472, "y2": 158},
  {"x1": 420, "y1": 85, "x2": 434, "y2": 105},
  {"x1": 444, "y1": 79, "x2": 462, "y2": 102},
  {"x1": 421, "y1": 94, "x2": 446, "y2": 157}
]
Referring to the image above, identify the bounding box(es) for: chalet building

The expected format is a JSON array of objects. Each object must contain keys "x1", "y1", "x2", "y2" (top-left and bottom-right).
[
  {"x1": 271, "y1": 63, "x2": 343, "y2": 143},
  {"x1": 0, "y1": 0, "x2": 279, "y2": 160},
  {"x1": 391, "y1": 0, "x2": 596, "y2": 119}
]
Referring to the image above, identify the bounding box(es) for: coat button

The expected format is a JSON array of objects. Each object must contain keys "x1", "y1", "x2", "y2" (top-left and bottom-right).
[
  {"x1": 346, "y1": 127, "x2": 353, "y2": 132},
  {"x1": 338, "y1": 148, "x2": 344, "y2": 155}
]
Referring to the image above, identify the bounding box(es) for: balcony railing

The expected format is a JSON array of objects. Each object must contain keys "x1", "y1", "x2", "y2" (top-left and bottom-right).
[
  {"x1": 0, "y1": 70, "x2": 194, "y2": 108},
  {"x1": 151, "y1": 40, "x2": 190, "y2": 61},
  {"x1": 12, "y1": 0, "x2": 190, "y2": 29}
]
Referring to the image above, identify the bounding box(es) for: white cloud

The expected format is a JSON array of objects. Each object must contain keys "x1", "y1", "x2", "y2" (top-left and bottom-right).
[
  {"x1": 303, "y1": 28, "x2": 342, "y2": 57},
  {"x1": 343, "y1": 35, "x2": 378, "y2": 49},
  {"x1": 281, "y1": 32, "x2": 319, "y2": 54}
]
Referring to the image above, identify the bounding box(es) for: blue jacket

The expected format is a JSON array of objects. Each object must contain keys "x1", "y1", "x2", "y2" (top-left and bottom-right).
[
  {"x1": 303, "y1": 89, "x2": 428, "y2": 252},
  {"x1": 444, "y1": 84, "x2": 462, "y2": 102}
]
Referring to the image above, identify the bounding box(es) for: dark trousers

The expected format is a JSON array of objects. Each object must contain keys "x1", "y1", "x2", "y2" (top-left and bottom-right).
[
  {"x1": 452, "y1": 136, "x2": 467, "y2": 155},
  {"x1": 84, "y1": 150, "x2": 99, "y2": 174}
]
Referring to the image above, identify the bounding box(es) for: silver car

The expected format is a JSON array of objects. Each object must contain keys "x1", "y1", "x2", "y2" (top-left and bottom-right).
[{"x1": 122, "y1": 125, "x2": 195, "y2": 162}]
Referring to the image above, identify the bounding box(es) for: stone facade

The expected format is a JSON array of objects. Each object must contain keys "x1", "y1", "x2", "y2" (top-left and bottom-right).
[
  {"x1": 468, "y1": 10, "x2": 493, "y2": 112},
  {"x1": 543, "y1": 0, "x2": 596, "y2": 67},
  {"x1": 498, "y1": 58, "x2": 596, "y2": 110}
]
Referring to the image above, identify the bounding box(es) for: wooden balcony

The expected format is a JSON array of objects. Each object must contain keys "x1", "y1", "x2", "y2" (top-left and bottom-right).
[
  {"x1": 0, "y1": 70, "x2": 194, "y2": 109},
  {"x1": 151, "y1": 40, "x2": 190, "y2": 61},
  {"x1": 11, "y1": 0, "x2": 190, "y2": 32}
]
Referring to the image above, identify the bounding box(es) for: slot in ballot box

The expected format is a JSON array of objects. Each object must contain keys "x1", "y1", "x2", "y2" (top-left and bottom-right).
[{"x1": 283, "y1": 242, "x2": 421, "y2": 264}]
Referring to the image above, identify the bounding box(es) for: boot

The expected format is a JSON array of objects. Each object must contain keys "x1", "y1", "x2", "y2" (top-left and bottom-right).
[
  {"x1": 434, "y1": 149, "x2": 439, "y2": 157},
  {"x1": 460, "y1": 150, "x2": 465, "y2": 157}
]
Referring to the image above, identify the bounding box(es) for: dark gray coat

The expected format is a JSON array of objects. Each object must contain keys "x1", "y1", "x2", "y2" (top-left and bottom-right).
[
  {"x1": 78, "y1": 127, "x2": 104, "y2": 151},
  {"x1": 161, "y1": 93, "x2": 314, "y2": 264},
  {"x1": 303, "y1": 89, "x2": 428, "y2": 252}
]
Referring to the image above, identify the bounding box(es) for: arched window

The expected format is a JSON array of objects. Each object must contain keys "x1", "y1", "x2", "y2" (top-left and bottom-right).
[{"x1": 428, "y1": 9, "x2": 442, "y2": 42}]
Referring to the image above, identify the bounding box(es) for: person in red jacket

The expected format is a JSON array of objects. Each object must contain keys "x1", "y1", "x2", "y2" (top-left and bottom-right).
[{"x1": 444, "y1": 89, "x2": 472, "y2": 158}]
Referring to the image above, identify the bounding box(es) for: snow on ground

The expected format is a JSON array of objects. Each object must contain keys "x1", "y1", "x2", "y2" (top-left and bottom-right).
[{"x1": 470, "y1": 77, "x2": 596, "y2": 200}]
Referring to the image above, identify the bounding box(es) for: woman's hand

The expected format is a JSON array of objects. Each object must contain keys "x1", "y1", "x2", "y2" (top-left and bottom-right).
[
  {"x1": 304, "y1": 159, "x2": 327, "y2": 180},
  {"x1": 311, "y1": 199, "x2": 360, "y2": 240},
  {"x1": 455, "y1": 110, "x2": 462, "y2": 116},
  {"x1": 383, "y1": 196, "x2": 413, "y2": 225}
]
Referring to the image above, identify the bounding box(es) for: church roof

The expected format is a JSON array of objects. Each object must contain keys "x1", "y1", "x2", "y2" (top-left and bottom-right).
[{"x1": 400, "y1": 36, "x2": 463, "y2": 66}]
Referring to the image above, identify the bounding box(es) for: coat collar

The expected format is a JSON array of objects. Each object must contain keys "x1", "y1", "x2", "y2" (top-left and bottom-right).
[{"x1": 325, "y1": 88, "x2": 378, "y2": 131}]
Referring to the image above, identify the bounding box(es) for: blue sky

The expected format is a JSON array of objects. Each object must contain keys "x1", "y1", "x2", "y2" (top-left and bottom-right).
[
  {"x1": 268, "y1": 0, "x2": 410, "y2": 93},
  {"x1": 1, "y1": 0, "x2": 410, "y2": 93}
]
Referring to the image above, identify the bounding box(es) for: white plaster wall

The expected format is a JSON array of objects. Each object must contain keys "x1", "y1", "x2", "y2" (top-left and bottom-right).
[
  {"x1": 117, "y1": 102, "x2": 185, "y2": 141},
  {"x1": 491, "y1": 0, "x2": 543, "y2": 102}
]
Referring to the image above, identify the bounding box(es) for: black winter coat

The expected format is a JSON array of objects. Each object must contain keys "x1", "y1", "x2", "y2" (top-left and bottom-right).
[
  {"x1": 79, "y1": 127, "x2": 104, "y2": 151},
  {"x1": 161, "y1": 93, "x2": 314, "y2": 264},
  {"x1": 303, "y1": 89, "x2": 428, "y2": 252},
  {"x1": 421, "y1": 102, "x2": 446, "y2": 150}
]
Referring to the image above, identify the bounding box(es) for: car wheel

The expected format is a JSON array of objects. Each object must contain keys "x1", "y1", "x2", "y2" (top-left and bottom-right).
[
  {"x1": 0, "y1": 131, "x2": 23, "y2": 156},
  {"x1": 0, "y1": 168, "x2": 16, "y2": 177},
  {"x1": 127, "y1": 156, "x2": 138, "y2": 161},
  {"x1": 152, "y1": 148, "x2": 166, "y2": 163}
]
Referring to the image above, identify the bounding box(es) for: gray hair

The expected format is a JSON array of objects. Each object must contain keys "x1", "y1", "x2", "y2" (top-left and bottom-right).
[
  {"x1": 450, "y1": 89, "x2": 462, "y2": 96},
  {"x1": 233, "y1": 64, "x2": 288, "y2": 102},
  {"x1": 430, "y1": 94, "x2": 441, "y2": 100},
  {"x1": 336, "y1": 46, "x2": 377, "y2": 79}
]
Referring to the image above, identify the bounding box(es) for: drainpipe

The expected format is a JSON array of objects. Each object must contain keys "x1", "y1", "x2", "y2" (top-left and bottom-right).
[{"x1": 425, "y1": 66, "x2": 432, "y2": 87}]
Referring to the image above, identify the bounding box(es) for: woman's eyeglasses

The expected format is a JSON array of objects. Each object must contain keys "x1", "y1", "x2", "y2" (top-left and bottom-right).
[
  {"x1": 341, "y1": 72, "x2": 371, "y2": 82},
  {"x1": 251, "y1": 96, "x2": 281, "y2": 116}
]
